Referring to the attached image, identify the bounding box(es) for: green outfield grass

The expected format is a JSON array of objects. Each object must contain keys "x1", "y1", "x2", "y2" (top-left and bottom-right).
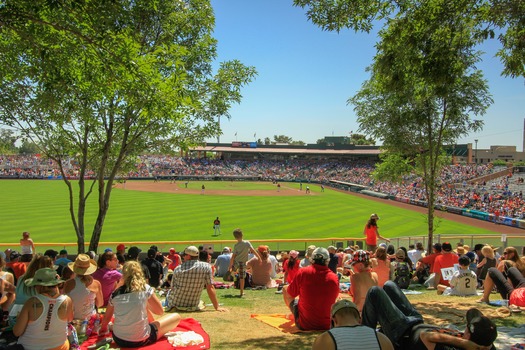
[{"x1": 0, "y1": 180, "x2": 504, "y2": 249}]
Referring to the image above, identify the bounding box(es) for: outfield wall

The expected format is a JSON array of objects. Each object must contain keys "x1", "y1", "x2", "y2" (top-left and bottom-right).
[{"x1": 392, "y1": 196, "x2": 525, "y2": 230}]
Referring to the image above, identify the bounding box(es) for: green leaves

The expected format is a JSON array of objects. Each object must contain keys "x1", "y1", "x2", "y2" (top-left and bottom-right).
[{"x1": 0, "y1": 0, "x2": 256, "y2": 251}]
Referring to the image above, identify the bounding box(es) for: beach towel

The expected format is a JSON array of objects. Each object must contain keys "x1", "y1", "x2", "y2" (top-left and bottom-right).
[
  {"x1": 250, "y1": 314, "x2": 320, "y2": 334},
  {"x1": 79, "y1": 318, "x2": 210, "y2": 350}
]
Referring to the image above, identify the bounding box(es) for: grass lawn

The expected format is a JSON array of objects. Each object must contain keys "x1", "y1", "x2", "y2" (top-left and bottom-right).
[
  {"x1": 0, "y1": 179, "x2": 512, "y2": 252},
  {"x1": 171, "y1": 279, "x2": 525, "y2": 349}
]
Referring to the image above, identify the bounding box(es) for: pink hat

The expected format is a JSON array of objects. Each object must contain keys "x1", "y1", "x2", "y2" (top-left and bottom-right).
[{"x1": 288, "y1": 250, "x2": 299, "y2": 258}]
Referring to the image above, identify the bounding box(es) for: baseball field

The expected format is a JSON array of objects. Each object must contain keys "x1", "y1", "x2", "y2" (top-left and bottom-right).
[{"x1": 0, "y1": 179, "x2": 512, "y2": 251}]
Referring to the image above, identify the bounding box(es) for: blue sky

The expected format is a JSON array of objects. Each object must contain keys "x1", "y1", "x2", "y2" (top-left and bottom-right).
[{"x1": 208, "y1": 0, "x2": 525, "y2": 151}]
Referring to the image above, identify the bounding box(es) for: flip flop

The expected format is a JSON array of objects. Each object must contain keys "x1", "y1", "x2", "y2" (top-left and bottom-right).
[{"x1": 509, "y1": 306, "x2": 522, "y2": 313}]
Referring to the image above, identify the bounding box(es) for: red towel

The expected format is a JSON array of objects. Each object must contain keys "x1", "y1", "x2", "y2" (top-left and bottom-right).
[{"x1": 79, "y1": 318, "x2": 210, "y2": 350}]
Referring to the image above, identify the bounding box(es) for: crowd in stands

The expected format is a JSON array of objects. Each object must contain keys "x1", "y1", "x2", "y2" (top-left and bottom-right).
[
  {"x1": 4, "y1": 154, "x2": 525, "y2": 219},
  {"x1": 2, "y1": 227, "x2": 523, "y2": 349}
]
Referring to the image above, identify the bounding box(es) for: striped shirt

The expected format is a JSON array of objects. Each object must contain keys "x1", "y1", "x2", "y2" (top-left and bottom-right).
[{"x1": 328, "y1": 325, "x2": 382, "y2": 350}]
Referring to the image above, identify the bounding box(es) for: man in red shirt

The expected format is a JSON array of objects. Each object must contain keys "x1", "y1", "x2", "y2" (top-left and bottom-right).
[
  {"x1": 433, "y1": 242, "x2": 459, "y2": 288},
  {"x1": 282, "y1": 247, "x2": 339, "y2": 330},
  {"x1": 167, "y1": 248, "x2": 182, "y2": 270},
  {"x1": 418, "y1": 243, "x2": 442, "y2": 288}
]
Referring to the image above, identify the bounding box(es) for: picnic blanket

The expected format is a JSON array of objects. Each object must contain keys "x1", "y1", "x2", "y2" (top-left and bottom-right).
[{"x1": 79, "y1": 318, "x2": 210, "y2": 350}]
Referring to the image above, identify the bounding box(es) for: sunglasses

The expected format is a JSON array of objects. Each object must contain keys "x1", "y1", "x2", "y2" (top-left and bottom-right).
[{"x1": 503, "y1": 252, "x2": 510, "y2": 255}]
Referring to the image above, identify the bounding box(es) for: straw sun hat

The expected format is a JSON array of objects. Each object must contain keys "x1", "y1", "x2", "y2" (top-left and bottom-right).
[{"x1": 68, "y1": 254, "x2": 97, "y2": 276}]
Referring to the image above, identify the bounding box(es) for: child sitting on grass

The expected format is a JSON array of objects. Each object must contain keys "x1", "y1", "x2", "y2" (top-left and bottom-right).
[{"x1": 437, "y1": 255, "x2": 478, "y2": 296}]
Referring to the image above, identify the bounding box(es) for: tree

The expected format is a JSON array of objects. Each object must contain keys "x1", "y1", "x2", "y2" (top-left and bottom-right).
[
  {"x1": 0, "y1": 129, "x2": 18, "y2": 154},
  {"x1": 0, "y1": 0, "x2": 256, "y2": 253},
  {"x1": 18, "y1": 139, "x2": 40, "y2": 155},
  {"x1": 353, "y1": 3, "x2": 491, "y2": 249},
  {"x1": 294, "y1": 0, "x2": 525, "y2": 80},
  {"x1": 349, "y1": 133, "x2": 375, "y2": 145},
  {"x1": 273, "y1": 135, "x2": 293, "y2": 144},
  {"x1": 296, "y1": 0, "x2": 492, "y2": 249}
]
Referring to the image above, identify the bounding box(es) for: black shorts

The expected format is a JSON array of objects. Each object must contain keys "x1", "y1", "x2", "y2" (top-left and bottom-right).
[{"x1": 112, "y1": 323, "x2": 158, "y2": 348}]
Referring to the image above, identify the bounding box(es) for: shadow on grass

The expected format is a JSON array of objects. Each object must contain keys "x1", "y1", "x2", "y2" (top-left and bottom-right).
[{"x1": 212, "y1": 333, "x2": 319, "y2": 350}]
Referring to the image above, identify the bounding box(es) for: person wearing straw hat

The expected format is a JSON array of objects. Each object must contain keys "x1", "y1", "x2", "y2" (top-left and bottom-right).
[
  {"x1": 13, "y1": 267, "x2": 73, "y2": 350},
  {"x1": 312, "y1": 299, "x2": 394, "y2": 350},
  {"x1": 63, "y1": 254, "x2": 103, "y2": 321}
]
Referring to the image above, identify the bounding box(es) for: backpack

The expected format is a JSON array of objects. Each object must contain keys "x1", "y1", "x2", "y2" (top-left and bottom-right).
[
  {"x1": 394, "y1": 262, "x2": 412, "y2": 289},
  {"x1": 234, "y1": 271, "x2": 252, "y2": 289}
]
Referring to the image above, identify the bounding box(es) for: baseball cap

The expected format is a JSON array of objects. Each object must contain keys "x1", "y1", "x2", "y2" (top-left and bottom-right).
[
  {"x1": 257, "y1": 245, "x2": 269, "y2": 254},
  {"x1": 150, "y1": 245, "x2": 159, "y2": 252},
  {"x1": 128, "y1": 246, "x2": 142, "y2": 258},
  {"x1": 395, "y1": 249, "x2": 406, "y2": 259},
  {"x1": 104, "y1": 248, "x2": 112, "y2": 253},
  {"x1": 327, "y1": 246, "x2": 336, "y2": 252},
  {"x1": 59, "y1": 249, "x2": 68, "y2": 255},
  {"x1": 288, "y1": 250, "x2": 299, "y2": 258},
  {"x1": 222, "y1": 247, "x2": 231, "y2": 253},
  {"x1": 370, "y1": 213, "x2": 380, "y2": 220},
  {"x1": 311, "y1": 247, "x2": 329, "y2": 261},
  {"x1": 116, "y1": 244, "x2": 127, "y2": 251},
  {"x1": 378, "y1": 243, "x2": 387, "y2": 249},
  {"x1": 10, "y1": 251, "x2": 21, "y2": 260},
  {"x1": 433, "y1": 243, "x2": 442, "y2": 252},
  {"x1": 147, "y1": 248, "x2": 156, "y2": 258},
  {"x1": 466, "y1": 251, "x2": 476, "y2": 262},
  {"x1": 474, "y1": 243, "x2": 485, "y2": 251},
  {"x1": 466, "y1": 308, "x2": 497, "y2": 346},
  {"x1": 344, "y1": 246, "x2": 354, "y2": 252},
  {"x1": 331, "y1": 299, "x2": 359, "y2": 318},
  {"x1": 184, "y1": 246, "x2": 199, "y2": 257},
  {"x1": 352, "y1": 250, "x2": 370, "y2": 265},
  {"x1": 169, "y1": 248, "x2": 176, "y2": 253},
  {"x1": 442, "y1": 242, "x2": 452, "y2": 252}
]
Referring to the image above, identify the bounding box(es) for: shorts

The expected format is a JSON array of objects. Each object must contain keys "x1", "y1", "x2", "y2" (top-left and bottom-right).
[
  {"x1": 288, "y1": 299, "x2": 302, "y2": 330},
  {"x1": 112, "y1": 323, "x2": 158, "y2": 348},
  {"x1": 235, "y1": 262, "x2": 246, "y2": 278}
]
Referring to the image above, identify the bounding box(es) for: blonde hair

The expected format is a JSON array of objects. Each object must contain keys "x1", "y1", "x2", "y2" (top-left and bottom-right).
[
  {"x1": 122, "y1": 260, "x2": 146, "y2": 292},
  {"x1": 481, "y1": 245, "x2": 495, "y2": 259}
]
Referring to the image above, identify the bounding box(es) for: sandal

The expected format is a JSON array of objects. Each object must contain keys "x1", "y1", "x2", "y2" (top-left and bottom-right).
[{"x1": 509, "y1": 306, "x2": 522, "y2": 313}]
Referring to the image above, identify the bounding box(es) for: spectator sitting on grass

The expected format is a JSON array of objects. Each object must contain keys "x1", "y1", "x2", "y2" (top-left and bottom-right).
[
  {"x1": 362, "y1": 281, "x2": 497, "y2": 349},
  {"x1": 100, "y1": 261, "x2": 182, "y2": 348},
  {"x1": 312, "y1": 299, "x2": 394, "y2": 350},
  {"x1": 92, "y1": 251, "x2": 122, "y2": 307},
  {"x1": 14, "y1": 268, "x2": 74, "y2": 350},
  {"x1": 282, "y1": 247, "x2": 339, "y2": 331},
  {"x1": 63, "y1": 254, "x2": 103, "y2": 321},
  {"x1": 247, "y1": 245, "x2": 276, "y2": 289},
  {"x1": 371, "y1": 246, "x2": 390, "y2": 287},
  {"x1": 214, "y1": 247, "x2": 232, "y2": 278},
  {"x1": 166, "y1": 246, "x2": 227, "y2": 312},
  {"x1": 349, "y1": 250, "x2": 378, "y2": 312},
  {"x1": 437, "y1": 255, "x2": 478, "y2": 296},
  {"x1": 477, "y1": 266, "x2": 525, "y2": 308}
]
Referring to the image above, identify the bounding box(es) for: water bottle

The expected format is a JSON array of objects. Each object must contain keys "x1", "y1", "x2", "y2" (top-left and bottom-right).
[
  {"x1": 67, "y1": 323, "x2": 80, "y2": 349},
  {"x1": 93, "y1": 316, "x2": 101, "y2": 335},
  {"x1": 79, "y1": 319, "x2": 88, "y2": 335}
]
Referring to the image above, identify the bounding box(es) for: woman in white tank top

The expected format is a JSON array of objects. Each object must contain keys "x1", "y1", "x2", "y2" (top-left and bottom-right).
[
  {"x1": 63, "y1": 254, "x2": 103, "y2": 321},
  {"x1": 13, "y1": 267, "x2": 73, "y2": 350}
]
